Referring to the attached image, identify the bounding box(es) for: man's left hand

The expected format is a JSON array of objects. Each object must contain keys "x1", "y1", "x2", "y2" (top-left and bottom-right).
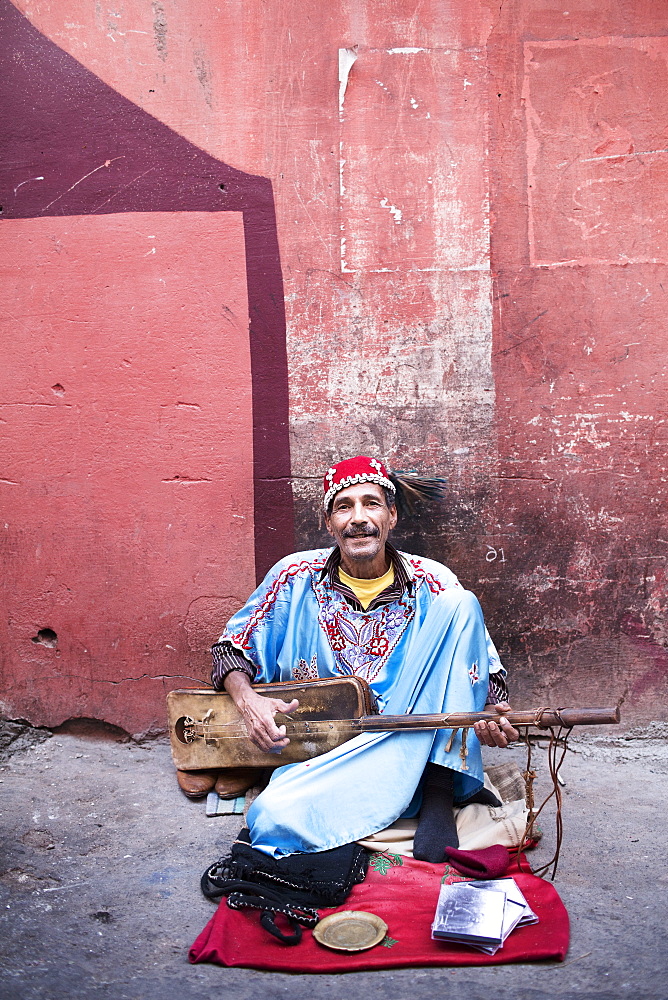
[{"x1": 473, "y1": 702, "x2": 519, "y2": 748}]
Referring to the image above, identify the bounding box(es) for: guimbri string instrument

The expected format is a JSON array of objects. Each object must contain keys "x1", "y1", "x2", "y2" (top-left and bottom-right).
[
  {"x1": 167, "y1": 676, "x2": 620, "y2": 772},
  {"x1": 168, "y1": 676, "x2": 621, "y2": 879}
]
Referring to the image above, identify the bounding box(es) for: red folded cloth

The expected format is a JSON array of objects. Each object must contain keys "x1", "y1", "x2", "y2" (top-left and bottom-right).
[
  {"x1": 443, "y1": 845, "x2": 511, "y2": 879},
  {"x1": 190, "y1": 851, "x2": 570, "y2": 971}
]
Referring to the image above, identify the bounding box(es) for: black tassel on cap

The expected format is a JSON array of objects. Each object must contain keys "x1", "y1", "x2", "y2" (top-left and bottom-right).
[{"x1": 387, "y1": 470, "x2": 448, "y2": 516}]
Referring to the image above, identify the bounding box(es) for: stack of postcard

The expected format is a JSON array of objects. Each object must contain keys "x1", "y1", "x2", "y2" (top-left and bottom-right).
[{"x1": 431, "y1": 877, "x2": 539, "y2": 954}]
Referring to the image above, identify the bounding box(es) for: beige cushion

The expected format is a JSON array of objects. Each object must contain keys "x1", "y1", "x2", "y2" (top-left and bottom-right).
[{"x1": 357, "y1": 764, "x2": 529, "y2": 855}]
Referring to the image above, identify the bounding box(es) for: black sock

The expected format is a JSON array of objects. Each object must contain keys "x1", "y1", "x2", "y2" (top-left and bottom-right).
[
  {"x1": 462, "y1": 786, "x2": 502, "y2": 808},
  {"x1": 413, "y1": 763, "x2": 459, "y2": 863}
]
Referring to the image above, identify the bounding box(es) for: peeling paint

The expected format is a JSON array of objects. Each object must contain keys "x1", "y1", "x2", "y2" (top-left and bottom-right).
[
  {"x1": 193, "y1": 49, "x2": 213, "y2": 108},
  {"x1": 339, "y1": 47, "x2": 489, "y2": 272},
  {"x1": 4, "y1": 0, "x2": 667, "y2": 726},
  {"x1": 379, "y1": 197, "x2": 402, "y2": 223},
  {"x1": 338, "y1": 46, "x2": 358, "y2": 115}
]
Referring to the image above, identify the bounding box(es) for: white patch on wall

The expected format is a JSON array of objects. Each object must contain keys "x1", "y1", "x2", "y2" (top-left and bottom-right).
[
  {"x1": 289, "y1": 271, "x2": 495, "y2": 474},
  {"x1": 338, "y1": 47, "x2": 489, "y2": 274},
  {"x1": 380, "y1": 197, "x2": 402, "y2": 223},
  {"x1": 338, "y1": 47, "x2": 358, "y2": 116},
  {"x1": 288, "y1": 44, "x2": 494, "y2": 492}
]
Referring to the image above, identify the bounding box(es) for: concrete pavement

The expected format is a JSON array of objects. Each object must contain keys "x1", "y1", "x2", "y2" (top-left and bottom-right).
[{"x1": 1, "y1": 723, "x2": 666, "y2": 1000}]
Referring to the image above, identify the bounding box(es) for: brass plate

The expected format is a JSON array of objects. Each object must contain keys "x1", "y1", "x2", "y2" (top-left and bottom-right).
[{"x1": 313, "y1": 910, "x2": 388, "y2": 952}]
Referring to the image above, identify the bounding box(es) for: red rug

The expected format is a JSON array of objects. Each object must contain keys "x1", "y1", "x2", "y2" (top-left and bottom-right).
[{"x1": 189, "y1": 851, "x2": 569, "y2": 972}]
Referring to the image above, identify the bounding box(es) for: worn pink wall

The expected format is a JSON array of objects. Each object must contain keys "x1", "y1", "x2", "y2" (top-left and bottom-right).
[
  {"x1": 1, "y1": 213, "x2": 255, "y2": 734},
  {"x1": 2, "y1": 0, "x2": 666, "y2": 729},
  {"x1": 485, "y1": 5, "x2": 668, "y2": 717}
]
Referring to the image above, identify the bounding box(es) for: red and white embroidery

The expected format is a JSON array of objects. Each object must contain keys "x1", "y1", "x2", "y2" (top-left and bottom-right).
[
  {"x1": 315, "y1": 586, "x2": 414, "y2": 684},
  {"x1": 226, "y1": 554, "x2": 328, "y2": 650},
  {"x1": 293, "y1": 655, "x2": 319, "y2": 682},
  {"x1": 408, "y1": 556, "x2": 461, "y2": 596}
]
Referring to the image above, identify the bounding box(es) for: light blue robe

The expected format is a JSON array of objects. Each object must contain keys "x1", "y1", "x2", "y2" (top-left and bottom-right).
[{"x1": 217, "y1": 548, "x2": 505, "y2": 857}]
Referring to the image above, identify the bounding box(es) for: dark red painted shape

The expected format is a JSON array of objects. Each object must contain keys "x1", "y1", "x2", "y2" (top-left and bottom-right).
[{"x1": 0, "y1": 0, "x2": 293, "y2": 580}]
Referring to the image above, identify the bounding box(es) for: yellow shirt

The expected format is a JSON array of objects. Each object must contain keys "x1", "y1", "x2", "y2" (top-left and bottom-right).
[{"x1": 338, "y1": 564, "x2": 395, "y2": 611}]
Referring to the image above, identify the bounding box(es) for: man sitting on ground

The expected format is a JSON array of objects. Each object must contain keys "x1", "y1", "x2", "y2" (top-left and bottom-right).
[{"x1": 180, "y1": 456, "x2": 518, "y2": 861}]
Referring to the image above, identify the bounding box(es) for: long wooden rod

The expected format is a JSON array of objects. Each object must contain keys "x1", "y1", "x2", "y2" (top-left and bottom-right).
[
  {"x1": 189, "y1": 705, "x2": 620, "y2": 741},
  {"x1": 358, "y1": 705, "x2": 620, "y2": 731}
]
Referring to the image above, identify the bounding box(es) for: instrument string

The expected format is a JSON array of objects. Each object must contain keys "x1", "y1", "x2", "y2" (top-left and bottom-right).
[
  {"x1": 190, "y1": 719, "x2": 481, "y2": 739},
  {"x1": 191, "y1": 723, "x2": 451, "y2": 739},
  {"x1": 194, "y1": 724, "x2": 364, "y2": 739},
  {"x1": 186, "y1": 710, "x2": 560, "y2": 740}
]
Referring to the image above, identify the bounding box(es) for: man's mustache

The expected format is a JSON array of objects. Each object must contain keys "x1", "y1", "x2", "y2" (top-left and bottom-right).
[{"x1": 342, "y1": 526, "x2": 380, "y2": 539}]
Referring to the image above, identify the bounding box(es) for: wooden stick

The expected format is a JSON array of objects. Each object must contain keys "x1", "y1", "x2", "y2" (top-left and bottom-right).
[
  {"x1": 189, "y1": 705, "x2": 621, "y2": 741},
  {"x1": 358, "y1": 705, "x2": 620, "y2": 732}
]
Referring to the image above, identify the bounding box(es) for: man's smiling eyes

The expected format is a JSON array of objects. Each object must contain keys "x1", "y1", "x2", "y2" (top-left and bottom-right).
[{"x1": 334, "y1": 499, "x2": 381, "y2": 513}]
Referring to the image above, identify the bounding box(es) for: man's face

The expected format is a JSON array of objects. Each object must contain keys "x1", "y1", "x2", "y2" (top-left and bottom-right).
[{"x1": 324, "y1": 483, "x2": 397, "y2": 572}]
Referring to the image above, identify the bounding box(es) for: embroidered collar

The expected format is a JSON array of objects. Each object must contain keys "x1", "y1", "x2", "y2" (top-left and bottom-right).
[{"x1": 318, "y1": 542, "x2": 414, "y2": 611}]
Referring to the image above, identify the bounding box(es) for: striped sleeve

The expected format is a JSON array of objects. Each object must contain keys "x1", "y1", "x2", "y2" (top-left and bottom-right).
[
  {"x1": 486, "y1": 669, "x2": 509, "y2": 706},
  {"x1": 211, "y1": 641, "x2": 256, "y2": 690}
]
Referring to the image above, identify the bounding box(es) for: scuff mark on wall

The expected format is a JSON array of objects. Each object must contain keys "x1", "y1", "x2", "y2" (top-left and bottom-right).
[
  {"x1": 42, "y1": 157, "x2": 124, "y2": 211},
  {"x1": 14, "y1": 175, "x2": 44, "y2": 195},
  {"x1": 193, "y1": 49, "x2": 213, "y2": 108},
  {"x1": 151, "y1": 1, "x2": 167, "y2": 62}
]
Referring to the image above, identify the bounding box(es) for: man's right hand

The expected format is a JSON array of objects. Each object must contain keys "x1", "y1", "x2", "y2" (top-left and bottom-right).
[
  {"x1": 222, "y1": 670, "x2": 299, "y2": 752},
  {"x1": 237, "y1": 689, "x2": 299, "y2": 752}
]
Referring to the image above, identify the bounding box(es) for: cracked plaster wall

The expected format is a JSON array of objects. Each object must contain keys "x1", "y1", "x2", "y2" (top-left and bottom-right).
[{"x1": 2, "y1": 0, "x2": 667, "y2": 731}]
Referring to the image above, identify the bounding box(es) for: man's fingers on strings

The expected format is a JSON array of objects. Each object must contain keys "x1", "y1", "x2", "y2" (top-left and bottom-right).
[
  {"x1": 252, "y1": 698, "x2": 299, "y2": 751},
  {"x1": 275, "y1": 698, "x2": 299, "y2": 716},
  {"x1": 484, "y1": 702, "x2": 520, "y2": 744},
  {"x1": 261, "y1": 713, "x2": 291, "y2": 750},
  {"x1": 473, "y1": 720, "x2": 509, "y2": 748},
  {"x1": 497, "y1": 716, "x2": 520, "y2": 743},
  {"x1": 251, "y1": 725, "x2": 289, "y2": 752},
  {"x1": 241, "y1": 701, "x2": 290, "y2": 751}
]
